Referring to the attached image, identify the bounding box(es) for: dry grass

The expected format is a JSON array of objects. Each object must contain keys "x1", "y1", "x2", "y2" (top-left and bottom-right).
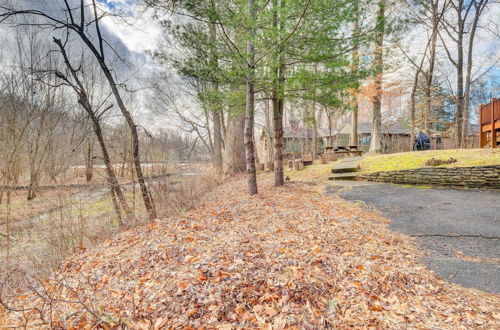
[
  {"x1": 285, "y1": 161, "x2": 333, "y2": 183},
  {"x1": 0, "y1": 189, "x2": 75, "y2": 226},
  {"x1": 1, "y1": 165, "x2": 218, "y2": 287},
  {"x1": 1, "y1": 189, "x2": 122, "y2": 272},
  {"x1": 360, "y1": 148, "x2": 500, "y2": 173},
  {"x1": 153, "y1": 168, "x2": 222, "y2": 218},
  {"x1": 2, "y1": 162, "x2": 175, "y2": 188}
]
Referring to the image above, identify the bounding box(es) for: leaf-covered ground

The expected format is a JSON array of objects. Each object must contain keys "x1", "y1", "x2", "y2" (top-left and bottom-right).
[{"x1": 3, "y1": 176, "x2": 499, "y2": 328}]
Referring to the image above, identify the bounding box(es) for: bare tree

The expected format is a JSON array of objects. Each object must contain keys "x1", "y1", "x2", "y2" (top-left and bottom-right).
[
  {"x1": 59, "y1": 39, "x2": 134, "y2": 223},
  {"x1": 461, "y1": 0, "x2": 490, "y2": 146},
  {"x1": 401, "y1": 0, "x2": 448, "y2": 149},
  {"x1": 0, "y1": 0, "x2": 156, "y2": 219},
  {"x1": 438, "y1": 0, "x2": 490, "y2": 147}
]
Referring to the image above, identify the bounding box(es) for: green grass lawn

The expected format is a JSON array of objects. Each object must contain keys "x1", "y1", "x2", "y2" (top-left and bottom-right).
[{"x1": 360, "y1": 148, "x2": 500, "y2": 173}]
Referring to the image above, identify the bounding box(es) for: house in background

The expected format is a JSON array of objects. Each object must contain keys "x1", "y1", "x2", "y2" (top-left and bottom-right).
[
  {"x1": 257, "y1": 127, "x2": 331, "y2": 163},
  {"x1": 256, "y1": 120, "x2": 411, "y2": 162},
  {"x1": 334, "y1": 122, "x2": 410, "y2": 153}
]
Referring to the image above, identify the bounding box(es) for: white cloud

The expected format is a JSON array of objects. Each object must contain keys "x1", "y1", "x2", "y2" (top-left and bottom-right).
[{"x1": 97, "y1": 1, "x2": 161, "y2": 55}]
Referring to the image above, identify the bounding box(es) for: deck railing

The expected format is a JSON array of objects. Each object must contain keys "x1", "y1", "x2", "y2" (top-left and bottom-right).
[{"x1": 479, "y1": 98, "x2": 499, "y2": 148}]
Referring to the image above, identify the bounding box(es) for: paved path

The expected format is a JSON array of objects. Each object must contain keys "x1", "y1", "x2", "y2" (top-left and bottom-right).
[
  {"x1": 331, "y1": 156, "x2": 361, "y2": 172},
  {"x1": 329, "y1": 156, "x2": 361, "y2": 180},
  {"x1": 325, "y1": 181, "x2": 500, "y2": 294}
]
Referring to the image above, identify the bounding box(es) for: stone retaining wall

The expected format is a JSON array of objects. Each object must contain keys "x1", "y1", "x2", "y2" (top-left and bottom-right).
[{"x1": 361, "y1": 165, "x2": 500, "y2": 189}]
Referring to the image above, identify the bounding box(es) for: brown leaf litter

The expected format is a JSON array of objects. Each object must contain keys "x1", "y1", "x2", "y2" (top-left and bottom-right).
[{"x1": 2, "y1": 176, "x2": 499, "y2": 329}]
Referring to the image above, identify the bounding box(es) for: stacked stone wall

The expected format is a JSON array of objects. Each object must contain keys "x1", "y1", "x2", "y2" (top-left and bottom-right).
[{"x1": 362, "y1": 165, "x2": 500, "y2": 189}]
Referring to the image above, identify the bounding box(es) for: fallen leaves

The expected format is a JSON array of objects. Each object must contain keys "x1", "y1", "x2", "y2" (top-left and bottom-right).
[
  {"x1": 234, "y1": 305, "x2": 244, "y2": 315},
  {"x1": 3, "y1": 175, "x2": 499, "y2": 329}
]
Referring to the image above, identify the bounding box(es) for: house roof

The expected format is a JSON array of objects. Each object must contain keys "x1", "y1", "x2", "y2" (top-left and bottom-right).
[
  {"x1": 261, "y1": 127, "x2": 332, "y2": 139},
  {"x1": 261, "y1": 122, "x2": 409, "y2": 139},
  {"x1": 340, "y1": 122, "x2": 409, "y2": 135}
]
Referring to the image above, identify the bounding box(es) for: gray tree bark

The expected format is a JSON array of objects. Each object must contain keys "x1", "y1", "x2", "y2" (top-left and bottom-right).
[
  {"x1": 350, "y1": 0, "x2": 360, "y2": 147},
  {"x1": 224, "y1": 113, "x2": 246, "y2": 174},
  {"x1": 53, "y1": 38, "x2": 133, "y2": 224},
  {"x1": 272, "y1": 0, "x2": 285, "y2": 186},
  {"x1": 245, "y1": 0, "x2": 258, "y2": 195},
  {"x1": 209, "y1": 22, "x2": 223, "y2": 174},
  {"x1": 369, "y1": 0, "x2": 386, "y2": 153}
]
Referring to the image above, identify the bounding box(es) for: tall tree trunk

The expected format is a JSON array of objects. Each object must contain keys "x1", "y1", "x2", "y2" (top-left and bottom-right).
[
  {"x1": 304, "y1": 115, "x2": 310, "y2": 155},
  {"x1": 209, "y1": 22, "x2": 223, "y2": 174},
  {"x1": 327, "y1": 110, "x2": 333, "y2": 146},
  {"x1": 76, "y1": 32, "x2": 156, "y2": 220},
  {"x1": 53, "y1": 38, "x2": 133, "y2": 224},
  {"x1": 245, "y1": 0, "x2": 258, "y2": 195},
  {"x1": 102, "y1": 70, "x2": 156, "y2": 220},
  {"x1": 350, "y1": 0, "x2": 360, "y2": 146},
  {"x1": 409, "y1": 87, "x2": 417, "y2": 151},
  {"x1": 263, "y1": 98, "x2": 274, "y2": 162},
  {"x1": 424, "y1": 39, "x2": 436, "y2": 136},
  {"x1": 273, "y1": 0, "x2": 285, "y2": 187},
  {"x1": 90, "y1": 113, "x2": 134, "y2": 224},
  {"x1": 312, "y1": 101, "x2": 319, "y2": 159},
  {"x1": 423, "y1": 1, "x2": 439, "y2": 136},
  {"x1": 27, "y1": 172, "x2": 38, "y2": 201},
  {"x1": 350, "y1": 109, "x2": 358, "y2": 146},
  {"x1": 85, "y1": 136, "x2": 93, "y2": 182},
  {"x1": 410, "y1": 45, "x2": 431, "y2": 151},
  {"x1": 253, "y1": 133, "x2": 260, "y2": 164},
  {"x1": 454, "y1": 4, "x2": 465, "y2": 148},
  {"x1": 224, "y1": 113, "x2": 246, "y2": 174},
  {"x1": 462, "y1": 1, "x2": 487, "y2": 147},
  {"x1": 213, "y1": 109, "x2": 223, "y2": 174},
  {"x1": 273, "y1": 97, "x2": 284, "y2": 186},
  {"x1": 369, "y1": 0, "x2": 385, "y2": 153}
]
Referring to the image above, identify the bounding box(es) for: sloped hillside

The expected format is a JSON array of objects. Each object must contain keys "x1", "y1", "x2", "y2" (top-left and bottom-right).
[{"x1": 2, "y1": 176, "x2": 499, "y2": 328}]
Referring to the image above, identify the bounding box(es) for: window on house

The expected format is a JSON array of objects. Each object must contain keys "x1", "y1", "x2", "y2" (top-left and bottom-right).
[{"x1": 361, "y1": 137, "x2": 370, "y2": 144}]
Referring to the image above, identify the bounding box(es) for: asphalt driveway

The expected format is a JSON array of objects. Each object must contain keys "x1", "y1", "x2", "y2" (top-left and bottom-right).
[{"x1": 326, "y1": 181, "x2": 500, "y2": 294}]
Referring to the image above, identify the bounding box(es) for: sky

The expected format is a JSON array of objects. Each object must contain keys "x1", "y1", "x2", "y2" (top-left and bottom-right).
[
  {"x1": 0, "y1": 0, "x2": 499, "y2": 132},
  {"x1": 96, "y1": 0, "x2": 499, "y2": 123}
]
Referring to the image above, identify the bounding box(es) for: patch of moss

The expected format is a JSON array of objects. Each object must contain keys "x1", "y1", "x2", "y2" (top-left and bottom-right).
[{"x1": 399, "y1": 184, "x2": 432, "y2": 189}]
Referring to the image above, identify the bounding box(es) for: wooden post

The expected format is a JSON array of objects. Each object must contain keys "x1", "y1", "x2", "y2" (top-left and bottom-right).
[
  {"x1": 479, "y1": 104, "x2": 484, "y2": 148},
  {"x1": 492, "y1": 98, "x2": 497, "y2": 149},
  {"x1": 292, "y1": 160, "x2": 304, "y2": 171}
]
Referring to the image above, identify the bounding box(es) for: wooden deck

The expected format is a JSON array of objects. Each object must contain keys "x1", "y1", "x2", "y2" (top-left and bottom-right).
[{"x1": 479, "y1": 98, "x2": 499, "y2": 148}]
